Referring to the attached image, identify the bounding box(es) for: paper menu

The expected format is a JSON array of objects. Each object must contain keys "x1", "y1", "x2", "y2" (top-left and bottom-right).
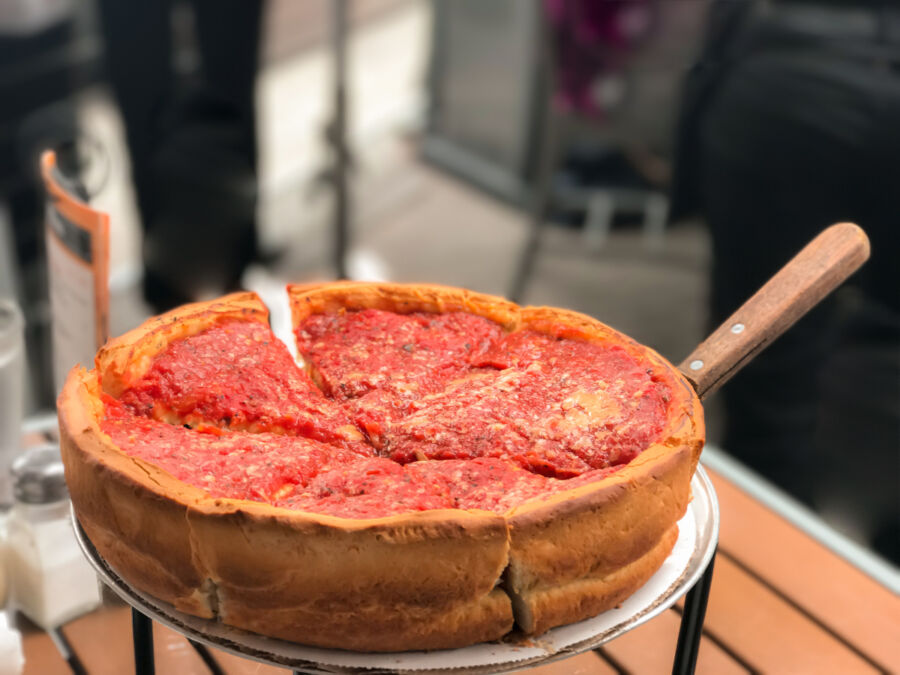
[{"x1": 40, "y1": 151, "x2": 109, "y2": 392}]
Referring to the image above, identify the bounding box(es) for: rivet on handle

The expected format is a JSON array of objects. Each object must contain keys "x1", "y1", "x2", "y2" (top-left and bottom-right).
[
  {"x1": 731, "y1": 323, "x2": 745, "y2": 334},
  {"x1": 689, "y1": 360, "x2": 704, "y2": 371}
]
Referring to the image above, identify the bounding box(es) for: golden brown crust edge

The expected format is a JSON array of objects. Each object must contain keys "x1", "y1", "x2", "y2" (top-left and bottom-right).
[
  {"x1": 505, "y1": 438, "x2": 696, "y2": 597},
  {"x1": 222, "y1": 588, "x2": 513, "y2": 652},
  {"x1": 288, "y1": 281, "x2": 521, "y2": 331},
  {"x1": 509, "y1": 524, "x2": 680, "y2": 635},
  {"x1": 186, "y1": 499, "x2": 512, "y2": 648},
  {"x1": 59, "y1": 369, "x2": 214, "y2": 616}
]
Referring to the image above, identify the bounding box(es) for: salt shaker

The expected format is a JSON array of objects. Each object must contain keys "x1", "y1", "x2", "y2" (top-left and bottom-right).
[
  {"x1": 6, "y1": 446, "x2": 101, "y2": 629},
  {"x1": 0, "y1": 299, "x2": 25, "y2": 508}
]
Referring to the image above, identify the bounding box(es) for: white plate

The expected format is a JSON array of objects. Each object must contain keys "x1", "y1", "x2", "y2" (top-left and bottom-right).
[{"x1": 73, "y1": 466, "x2": 719, "y2": 674}]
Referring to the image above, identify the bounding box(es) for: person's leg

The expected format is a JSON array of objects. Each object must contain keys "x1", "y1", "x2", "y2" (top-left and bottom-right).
[
  {"x1": 697, "y1": 49, "x2": 867, "y2": 503},
  {"x1": 191, "y1": 0, "x2": 264, "y2": 289},
  {"x1": 95, "y1": 0, "x2": 173, "y2": 224},
  {"x1": 816, "y1": 58, "x2": 900, "y2": 562},
  {"x1": 701, "y1": 155, "x2": 840, "y2": 504},
  {"x1": 133, "y1": 0, "x2": 264, "y2": 308},
  {"x1": 112, "y1": 1, "x2": 264, "y2": 310},
  {"x1": 191, "y1": 0, "x2": 263, "y2": 161}
]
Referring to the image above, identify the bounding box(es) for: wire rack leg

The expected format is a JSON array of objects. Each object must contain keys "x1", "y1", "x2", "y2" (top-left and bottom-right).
[
  {"x1": 672, "y1": 548, "x2": 716, "y2": 675},
  {"x1": 132, "y1": 608, "x2": 155, "y2": 675},
  {"x1": 330, "y1": 0, "x2": 349, "y2": 279},
  {"x1": 188, "y1": 639, "x2": 226, "y2": 674},
  {"x1": 47, "y1": 626, "x2": 87, "y2": 675}
]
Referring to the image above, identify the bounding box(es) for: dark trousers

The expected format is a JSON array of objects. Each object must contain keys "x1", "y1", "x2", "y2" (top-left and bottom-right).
[
  {"x1": 695, "y1": 12, "x2": 900, "y2": 558},
  {"x1": 96, "y1": 0, "x2": 264, "y2": 310}
]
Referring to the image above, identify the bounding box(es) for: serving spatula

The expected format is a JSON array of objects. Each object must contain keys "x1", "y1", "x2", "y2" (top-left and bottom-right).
[{"x1": 678, "y1": 222, "x2": 871, "y2": 399}]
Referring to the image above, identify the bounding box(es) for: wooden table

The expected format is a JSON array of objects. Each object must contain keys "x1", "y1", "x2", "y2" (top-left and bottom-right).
[{"x1": 18, "y1": 448, "x2": 900, "y2": 675}]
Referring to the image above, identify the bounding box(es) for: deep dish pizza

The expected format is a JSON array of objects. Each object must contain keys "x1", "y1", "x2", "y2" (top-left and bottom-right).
[{"x1": 59, "y1": 282, "x2": 704, "y2": 651}]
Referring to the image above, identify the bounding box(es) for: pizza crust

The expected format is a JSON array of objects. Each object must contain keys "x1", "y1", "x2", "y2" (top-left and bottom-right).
[
  {"x1": 60, "y1": 282, "x2": 705, "y2": 651},
  {"x1": 59, "y1": 370, "x2": 213, "y2": 616},
  {"x1": 289, "y1": 281, "x2": 520, "y2": 331},
  {"x1": 508, "y1": 524, "x2": 680, "y2": 635},
  {"x1": 60, "y1": 369, "x2": 513, "y2": 651},
  {"x1": 220, "y1": 587, "x2": 514, "y2": 652}
]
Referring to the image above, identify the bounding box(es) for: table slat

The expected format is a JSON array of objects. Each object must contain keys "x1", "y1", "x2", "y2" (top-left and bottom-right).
[
  {"x1": 702, "y1": 554, "x2": 881, "y2": 674},
  {"x1": 21, "y1": 629, "x2": 68, "y2": 675},
  {"x1": 600, "y1": 608, "x2": 748, "y2": 674},
  {"x1": 21, "y1": 606, "x2": 281, "y2": 674},
  {"x1": 22, "y1": 605, "x2": 619, "y2": 675},
  {"x1": 24, "y1": 607, "x2": 136, "y2": 675},
  {"x1": 709, "y1": 469, "x2": 900, "y2": 672}
]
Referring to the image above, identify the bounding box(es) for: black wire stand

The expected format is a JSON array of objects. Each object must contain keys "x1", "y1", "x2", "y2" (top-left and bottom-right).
[{"x1": 73, "y1": 469, "x2": 719, "y2": 675}]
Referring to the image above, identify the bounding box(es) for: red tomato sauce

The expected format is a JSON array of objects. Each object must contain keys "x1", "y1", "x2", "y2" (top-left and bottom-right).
[
  {"x1": 296, "y1": 309, "x2": 505, "y2": 446},
  {"x1": 279, "y1": 456, "x2": 570, "y2": 518},
  {"x1": 119, "y1": 320, "x2": 362, "y2": 446},
  {"x1": 408, "y1": 458, "x2": 553, "y2": 512},
  {"x1": 387, "y1": 332, "x2": 672, "y2": 477},
  {"x1": 297, "y1": 309, "x2": 503, "y2": 398},
  {"x1": 102, "y1": 312, "x2": 675, "y2": 518},
  {"x1": 101, "y1": 398, "x2": 372, "y2": 503},
  {"x1": 278, "y1": 457, "x2": 454, "y2": 517}
]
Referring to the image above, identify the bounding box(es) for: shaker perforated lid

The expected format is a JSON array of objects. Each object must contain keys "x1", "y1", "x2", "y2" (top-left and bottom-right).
[
  {"x1": 11, "y1": 445, "x2": 68, "y2": 504},
  {"x1": 0, "y1": 298, "x2": 24, "y2": 358}
]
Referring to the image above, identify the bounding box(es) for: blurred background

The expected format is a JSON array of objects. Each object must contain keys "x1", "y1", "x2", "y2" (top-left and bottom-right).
[{"x1": 0, "y1": 0, "x2": 896, "y2": 568}]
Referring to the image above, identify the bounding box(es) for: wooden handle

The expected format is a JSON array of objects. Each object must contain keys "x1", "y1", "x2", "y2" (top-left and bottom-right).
[{"x1": 679, "y1": 222, "x2": 870, "y2": 399}]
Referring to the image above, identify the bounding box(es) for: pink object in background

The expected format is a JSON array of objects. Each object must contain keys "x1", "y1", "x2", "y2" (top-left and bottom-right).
[{"x1": 544, "y1": 0, "x2": 655, "y2": 115}]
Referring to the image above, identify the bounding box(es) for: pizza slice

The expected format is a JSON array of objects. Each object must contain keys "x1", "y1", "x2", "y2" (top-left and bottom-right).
[
  {"x1": 101, "y1": 396, "x2": 370, "y2": 503},
  {"x1": 99, "y1": 292, "x2": 363, "y2": 446},
  {"x1": 292, "y1": 283, "x2": 517, "y2": 447}
]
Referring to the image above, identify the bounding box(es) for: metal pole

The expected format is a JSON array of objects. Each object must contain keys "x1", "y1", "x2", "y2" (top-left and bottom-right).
[
  {"x1": 331, "y1": 0, "x2": 350, "y2": 280},
  {"x1": 508, "y1": 6, "x2": 557, "y2": 304},
  {"x1": 672, "y1": 548, "x2": 716, "y2": 675},
  {"x1": 509, "y1": 103, "x2": 558, "y2": 303}
]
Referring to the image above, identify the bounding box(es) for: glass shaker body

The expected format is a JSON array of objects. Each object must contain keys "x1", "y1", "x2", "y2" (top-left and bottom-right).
[
  {"x1": 0, "y1": 299, "x2": 25, "y2": 508},
  {"x1": 6, "y1": 500, "x2": 101, "y2": 628},
  {"x1": 6, "y1": 447, "x2": 101, "y2": 629}
]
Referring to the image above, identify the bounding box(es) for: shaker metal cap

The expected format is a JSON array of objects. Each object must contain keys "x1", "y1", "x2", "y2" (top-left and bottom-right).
[{"x1": 11, "y1": 445, "x2": 68, "y2": 504}]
